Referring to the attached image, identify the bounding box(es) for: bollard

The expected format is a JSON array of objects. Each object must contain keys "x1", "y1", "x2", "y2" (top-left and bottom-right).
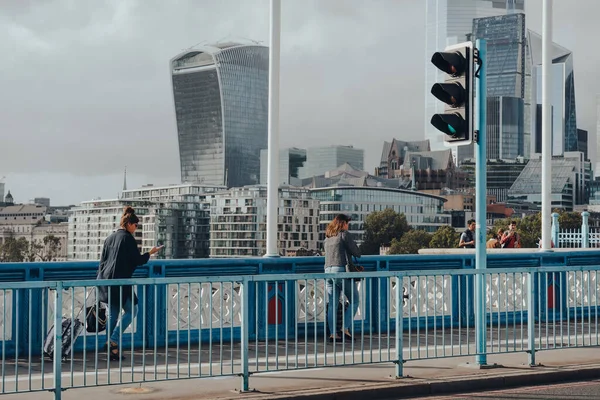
[{"x1": 582, "y1": 211, "x2": 590, "y2": 248}]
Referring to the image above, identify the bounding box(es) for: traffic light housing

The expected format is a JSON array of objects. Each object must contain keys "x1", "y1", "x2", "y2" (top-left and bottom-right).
[{"x1": 430, "y1": 42, "x2": 474, "y2": 146}]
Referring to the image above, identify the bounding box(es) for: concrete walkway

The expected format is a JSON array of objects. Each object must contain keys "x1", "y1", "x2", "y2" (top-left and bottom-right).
[{"x1": 5, "y1": 347, "x2": 600, "y2": 399}]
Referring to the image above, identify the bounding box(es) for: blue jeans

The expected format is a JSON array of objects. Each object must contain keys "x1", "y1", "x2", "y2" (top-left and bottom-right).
[
  {"x1": 107, "y1": 297, "x2": 137, "y2": 344},
  {"x1": 325, "y1": 266, "x2": 360, "y2": 334}
]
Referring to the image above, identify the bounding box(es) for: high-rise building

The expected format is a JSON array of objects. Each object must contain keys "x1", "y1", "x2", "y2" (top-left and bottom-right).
[
  {"x1": 68, "y1": 199, "x2": 152, "y2": 260},
  {"x1": 69, "y1": 184, "x2": 225, "y2": 260},
  {"x1": 459, "y1": 157, "x2": 528, "y2": 202},
  {"x1": 424, "y1": 0, "x2": 524, "y2": 150},
  {"x1": 509, "y1": 152, "x2": 591, "y2": 210},
  {"x1": 170, "y1": 43, "x2": 268, "y2": 187},
  {"x1": 260, "y1": 148, "x2": 307, "y2": 186},
  {"x1": 577, "y1": 129, "x2": 588, "y2": 161},
  {"x1": 529, "y1": 31, "x2": 578, "y2": 157},
  {"x1": 298, "y1": 146, "x2": 364, "y2": 179},
  {"x1": 34, "y1": 197, "x2": 50, "y2": 207},
  {"x1": 121, "y1": 184, "x2": 225, "y2": 259},
  {"x1": 209, "y1": 186, "x2": 320, "y2": 257}
]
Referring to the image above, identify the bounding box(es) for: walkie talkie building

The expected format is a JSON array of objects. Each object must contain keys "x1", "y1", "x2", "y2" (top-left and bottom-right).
[{"x1": 170, "y1": 43, "x2": 268, "y2": 188}]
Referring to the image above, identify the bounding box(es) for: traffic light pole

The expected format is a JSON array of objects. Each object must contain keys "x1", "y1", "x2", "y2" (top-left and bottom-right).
[{"x1": 474, "y1": 39, "x2": 487, "y2": 366}]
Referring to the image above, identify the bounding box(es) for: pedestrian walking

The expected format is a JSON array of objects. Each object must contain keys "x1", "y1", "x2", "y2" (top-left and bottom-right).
[{"x1": 97, "y1": 206, "x2": 163, "y2": 360}]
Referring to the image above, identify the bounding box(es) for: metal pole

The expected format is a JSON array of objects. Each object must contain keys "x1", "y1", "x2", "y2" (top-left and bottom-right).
[
  {"x1": 541, "y1": 0, "x2": 553, "y2": 251},
  {"x1": 474, "y1": 39, "x2": 487, "y2": 366},
  {"x1": 265, "y1": 0, "x2": 281, "y2": 257}
]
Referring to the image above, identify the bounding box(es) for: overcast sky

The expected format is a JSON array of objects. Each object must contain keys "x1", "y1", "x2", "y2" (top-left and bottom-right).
[{"x1": 1, "y1": 0, "x2": 598, "y2": 205}]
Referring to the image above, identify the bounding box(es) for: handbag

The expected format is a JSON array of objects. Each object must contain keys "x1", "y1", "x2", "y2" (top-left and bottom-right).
[
  {"x1": 85, "y1": 302, "x2": 107, "y2": 333},
  {"x1": 345, "y1": 255, "x2": 364, "y2": 281}
]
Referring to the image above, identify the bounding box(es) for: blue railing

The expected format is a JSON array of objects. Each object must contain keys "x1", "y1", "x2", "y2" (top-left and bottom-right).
[{"x1": 1, "y1": 251, "x2": 600, "y2": 399}]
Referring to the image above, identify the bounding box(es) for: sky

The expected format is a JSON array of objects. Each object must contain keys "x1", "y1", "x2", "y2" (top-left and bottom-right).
[{"x1": 1, "y1": 0, "x2": 598, "y2": 206}]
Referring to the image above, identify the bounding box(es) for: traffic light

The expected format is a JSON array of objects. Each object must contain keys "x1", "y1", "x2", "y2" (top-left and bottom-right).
[{"x1": 430, "y1": 42, "x2": 474, "y2": 146}]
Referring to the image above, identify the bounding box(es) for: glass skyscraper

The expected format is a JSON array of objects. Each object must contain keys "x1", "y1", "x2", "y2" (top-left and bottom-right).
[
  {"x1": 456, "y1": 13, "x2": 527, "y2": 162},
  {"x1": 528, "y1": 31, "x2": 578, "y2": 157},
  {"x1": 298, "y1": 146, "x2": 364, "y2": 179},
  {"x1": 424, "y1": 0, "x2": 524, "y2": 151},
  {"x1": 170, "y1": 43, "x2": 268, "y2": 188}
]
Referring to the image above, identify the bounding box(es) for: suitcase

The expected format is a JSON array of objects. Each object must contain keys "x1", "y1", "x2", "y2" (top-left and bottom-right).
[{"x1": 43, "y1": 317, "x2": 84, "y2": 360}]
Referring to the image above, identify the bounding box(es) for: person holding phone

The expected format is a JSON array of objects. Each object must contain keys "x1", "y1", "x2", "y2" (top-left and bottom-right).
[{"x1": 97, "y1": 206, "x2": 163, "y2": 360}]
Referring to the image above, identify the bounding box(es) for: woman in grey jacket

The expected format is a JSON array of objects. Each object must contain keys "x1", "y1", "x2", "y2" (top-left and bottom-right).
[{"x1": 323, "y1": 214, "x2": 362, "y2": 341}]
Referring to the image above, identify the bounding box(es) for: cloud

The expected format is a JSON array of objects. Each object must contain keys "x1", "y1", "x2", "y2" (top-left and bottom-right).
[{"x1": 1, "y1": 0, "x2": 598, "y2": 205}]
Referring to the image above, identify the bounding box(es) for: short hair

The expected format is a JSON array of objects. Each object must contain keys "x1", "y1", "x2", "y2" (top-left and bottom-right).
[
  {"x1": 510, "y1": 220, "x2": 517, "y2": 225},
  {"x1": 467, "y1": 219, "x2": 476, "y2": 225}
]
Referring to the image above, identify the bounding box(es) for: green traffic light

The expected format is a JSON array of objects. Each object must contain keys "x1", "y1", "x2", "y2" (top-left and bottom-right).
[{"x1": 448, "y1": 125, "x2": 456, "y2": 134}]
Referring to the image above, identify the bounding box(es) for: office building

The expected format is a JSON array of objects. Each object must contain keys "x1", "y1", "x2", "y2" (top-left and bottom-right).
[
  {"x1": 303, "y1": 164, "x2": 452, "y2": 243},
  {"x1": 260, "y1": 148, "x2": 307, "y2": 186},
  {"x1": 170, "y1": 43, "x2": 268, "y2": 187},
  {"x1": 459, "y1": 157, "x2": 527, "y2": 202},
  {"x1": 529, "y1": 31, "x2": 578, "y2": 157},
  {"x1": 34, "y1": 197, "x2": 50, "y2": 207},
  {"x1": 458, "y1": 12, "x2": 527, "y2": 163},
  {"x1": 425, "y1": 0, "x2": 524, "y2": 150},
  {"x1": 509, "y1": 152, "x2": 591, "y2": 210},
  {"x1": 298, "y1": 146, "x2": 364, "y2": 179},
  {"x1": 209, "y1": 186, "x2": 320, "y2": 257},
  {"x1": 577, "y1": 129, "x2": 588, "y2": 161}
]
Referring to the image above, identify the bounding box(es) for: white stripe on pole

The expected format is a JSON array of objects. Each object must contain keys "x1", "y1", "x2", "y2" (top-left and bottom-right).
[
  {"x1": 541, "y1": 0, "x2": 552, "y2": 250},
  {"x1": 265, "y1": 0, "x2": 281, "y2": 257}
]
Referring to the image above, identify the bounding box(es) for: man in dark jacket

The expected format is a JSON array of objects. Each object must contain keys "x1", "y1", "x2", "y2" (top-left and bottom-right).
[{"x1": 97, "y1": 206, "x2": 162, "y2": 360}]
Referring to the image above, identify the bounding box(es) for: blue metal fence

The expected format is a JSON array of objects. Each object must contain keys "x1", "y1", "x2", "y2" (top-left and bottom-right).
[{"x1": 1, "y1": 252, "x2": 600, "y2": 398}]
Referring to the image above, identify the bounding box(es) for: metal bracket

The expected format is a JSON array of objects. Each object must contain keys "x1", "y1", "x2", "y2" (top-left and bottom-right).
[
  {"x1": 473, "y1": 130, "x2": 479, "y2": 144},
  {"x1": 392, "y1": 359, "x2": 406, "y2": 365}
]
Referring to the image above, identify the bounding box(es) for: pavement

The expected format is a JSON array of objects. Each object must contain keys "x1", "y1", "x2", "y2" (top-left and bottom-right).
[{"x1": 6, "y1": 347, "x2": 600, "y2": 400}]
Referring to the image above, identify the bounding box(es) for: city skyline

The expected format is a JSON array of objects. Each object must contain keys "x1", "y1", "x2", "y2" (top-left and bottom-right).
[{"x1": 1, "y1": 0, "x2": 599, "y2": 205}]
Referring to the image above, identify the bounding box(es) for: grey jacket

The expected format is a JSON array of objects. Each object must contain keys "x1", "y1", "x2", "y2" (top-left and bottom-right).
[{"x1": 324, "y1": 231, "x2": 361, "y2": 270}]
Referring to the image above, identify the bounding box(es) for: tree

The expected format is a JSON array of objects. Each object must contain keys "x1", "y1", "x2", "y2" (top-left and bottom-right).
[
  {"x1": 0, "y1": 237, "x2": 29, "y2": 262},
  {"x1": 360, "y1": 209, "x2": 410, "y2": 255},
  {"x1": 389, "y1": 230, "x2": 432, "y2": 254},
  {"x1": 557, "y1": 211, "x2": 582, "y2": 230},
  {"x1": 429, "y1": 225, "x2": 461, "y2": 249},
  {"x1": 491, "y1": 214, "x2": 542, "y2": 248},
  {"x1": 0, "y1": 235, "x2": 62, "y2": 262},
  {"x1": 39, "y1": 235, "x2": 62, "y2": 261}
]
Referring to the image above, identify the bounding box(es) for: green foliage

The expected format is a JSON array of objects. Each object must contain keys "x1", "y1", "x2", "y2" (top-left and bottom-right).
[
  {"x1": 0, "y1": 237, "x2": 29, "y2": 262},
  {"x1": 557, "y1": 211, "x2": 582, "y2": 230},
  {"x1": 0, "y1": 235, "x2": 62, "y2": 262},
  {"x1": 360, "y1": 209, "x2": 410, "y2": 255},
  {"x1": 389, "y1": 230, "x2": 432, "y2": 254},
  {"x1": 40, "y1": 235, "x2": 62, "y2": 262},
  {"x1": 490, "y1": 214, "x2": 542, "y2": 248},
  {"x1": 429, "y1": 225, "x2": 461, "y2": 249}
]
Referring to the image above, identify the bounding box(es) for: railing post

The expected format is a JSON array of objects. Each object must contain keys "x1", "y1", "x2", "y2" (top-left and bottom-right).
[
  {"x1": 551, "y1": 213, "x2": 559, "y2": 249},
  {"x1": 394, "y1": 276, "x2": 404, "y2": 378},
  {"x1": 527, "y1": 272, "x2": 536, "y2": 366},
  {"x1": 581, "y1": 211, "x2": 590, "y2": 248},
  {"x1": 240, "y1": 277, "x2": 250, "y2": 392},
  {"x1": 53, "y1": 282, "x2": 63, "y2": 400}
]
